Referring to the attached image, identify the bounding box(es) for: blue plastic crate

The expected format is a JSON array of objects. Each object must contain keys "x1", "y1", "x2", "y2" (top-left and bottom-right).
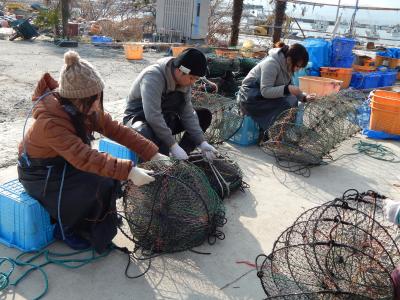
[
  {"x1": 0, "y1": 180, "x2": 54, "y2": 252},
  {"x1": 378, "y1": 71, "x2": 397, "y2": 87},
  {"x1": 98, "y1": 138, "x2": 138, "y2": 163},
  {"x1": 229, "y1": 116, "x2": 260, "y2": 146},
  {"x1": 331, "y1": 37, "x2": 356, "y2": 57},
  {"x1": 350, "y1": 72, "x2": 381, "y2": 89},
  {"x1": 91, "y1": 35, "x2": 112, "y2": 44},
  {"x1": 331, "y1": 54, "x2": 354, "y2": 68}
]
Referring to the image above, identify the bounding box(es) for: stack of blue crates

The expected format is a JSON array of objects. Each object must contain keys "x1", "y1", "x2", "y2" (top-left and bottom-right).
[
  {"x1": 350, "y1": 72, "x2": 381, "y2": 89},
  {"x1": 229, "y1": 116, "x2": 260, "y2": 146},
  {"x1": 0, "y1": 179, "x2": 54, "y2": 251},
  {"x1": 331, "y1": 38, "x2": 356, "y2": 68},
  {"x1": 378, "y1": 70, "x2": 397, "y2": 87},
  {"x1": 98, "y1": 138, "x2": 138, "y2": 163}
]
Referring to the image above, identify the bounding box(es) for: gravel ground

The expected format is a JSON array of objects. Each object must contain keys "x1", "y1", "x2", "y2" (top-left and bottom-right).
[{"x1": 0, "y1": 39, "x2": 164, "y2": 168}]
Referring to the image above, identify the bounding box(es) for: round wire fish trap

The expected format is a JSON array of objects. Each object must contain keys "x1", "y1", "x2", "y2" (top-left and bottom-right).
[
  {"x1": 188, "y1": 152, "x2": 248, "y2": 199},
  {"x1": 206, "y1": 54, "x2": 240, "y2": 77},
  {"x1": 122, "y1": 160, "x2": 226, "y2": 256},
  {"x1": 256, "y1": 189, "x2": 398, "y2": 299},
  {"x1": 261, "y1": 90, "x2": 366, "y2": 174},
  {"x1": 192, "y1": 91, "x2": 243, "y2": 144}
]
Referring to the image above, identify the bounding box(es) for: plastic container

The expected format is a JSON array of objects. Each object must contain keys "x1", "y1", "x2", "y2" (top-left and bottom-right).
[
  {"x1": 11, "y1": 19, "x2": 39, "y2": 39},
  {"x1": 331, "y1": 54, "x2": 354, "y2": 68},
  {"x1": 320, "y1": 67, "x2": 352, "y2": 89},
  {"x1": 229, "y1": 116, "x2": 259, "y2": 146},
  {"x1": 369, "y1": 90, "x2": 400, "y2": 134},
  {"x1": 98, "y1": 138, "x2": 138, "y2": 163},
  {"x1": 299, "y1": 76, "x2": 342, "y2": 97},
  {"x1": 90, "y1": 23, "x2": 102, "y2": 35},
  {"x1": 331, "y1": 37, "x2": 356, "y2": 57},
  {"x1": 0, "y1": 180, "x2": 54, "y2": 252},
  {"x1": 91, "y1": 35, "x2": 112, "y2": 44},
  {"x1": 123, "y1": 44, "x2": 143, "y2": 60},
  {"x1": 352, "y1": 64, "x2": 376, "y2": 72},
  {"x1": 350, "y1": 72, "x2": 381, "y2": 89},
  {"x1": 171, "y1": 46, "x2": 189, "y2": 57},
  {"x1": 67, "y1": 23, "x2": 79, "y2": 37},
  {"x1": 302, "y1": 38, "x2": 331, "y2": 76},
  {"x1": 378, "y1": 70, "x2": 397, "y2": 87}
]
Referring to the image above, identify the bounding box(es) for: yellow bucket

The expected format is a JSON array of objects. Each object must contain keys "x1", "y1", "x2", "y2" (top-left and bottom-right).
[{"x1": 123, "y1": 44, "x2": 143, "y2": 60}]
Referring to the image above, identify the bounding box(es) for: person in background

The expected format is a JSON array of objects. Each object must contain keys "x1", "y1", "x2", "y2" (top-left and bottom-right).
[
  {"x1": 123, "y1": 48, "x2": 218, "y2": 161},
  {"x1": 237, "y1": 42, "x2": 315, "y2": 140},
  {"x1": 18, "y1": 51, "x2": 167, "y2": 253}
]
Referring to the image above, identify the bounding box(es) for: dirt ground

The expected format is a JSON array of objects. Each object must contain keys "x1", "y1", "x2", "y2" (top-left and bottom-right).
[{"x1": 0, "y1": 39, "x2": 163, "y2": 168}]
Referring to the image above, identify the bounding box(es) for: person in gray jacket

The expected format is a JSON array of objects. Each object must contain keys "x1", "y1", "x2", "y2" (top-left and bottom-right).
[
  {"x1": 237, "y1": 42, "x2": 315, "y2": 135},
  {"x1": 123, "y1": 48, "x2": 217, "y2": 160}
]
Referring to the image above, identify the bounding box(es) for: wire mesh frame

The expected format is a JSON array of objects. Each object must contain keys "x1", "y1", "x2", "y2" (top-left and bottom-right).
[
  {"x1": 188, "y1": 152, "x2": 248, "y2": 199},
  {"x1": 191, "y1": 91, "x2": 244, "y2": 144},
  {"x1": 121, "y1": 160, "x2": 226, "y2": 257},
  {"x1": 260, "y1": 90, "x2": 367, "y2": 175},
  {"x1": 255, "y1": 189, "x2": 398, "y2": 299}
]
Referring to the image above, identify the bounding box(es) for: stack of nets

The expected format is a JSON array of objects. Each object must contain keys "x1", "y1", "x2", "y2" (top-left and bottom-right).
[
  {"x1": 261, "y1": 90, "x2": 367, "y2": 174},
  {"x1": 121, "y1": 160, "x2": 226, "y2": 256},
  {"x1": 192, "y1": 91, "x2": 243, "y2": 144},
  {"x1": 256, "y1": 189, "x2": 399, "y2": 299},
  {"x1": 238, "y1": 57, "x2": 260, "y2": 74},
  {"x1": 207, "y1": 54, "x2": 240, "y2": 77},
  {"x1": 188, "y1": 152, "x2": 247, "y2": 199}
]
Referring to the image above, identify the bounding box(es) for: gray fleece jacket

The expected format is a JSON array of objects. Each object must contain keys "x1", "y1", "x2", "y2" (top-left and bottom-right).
[
  {"x1": 241, "y1": 48, "x2": 292, "y2": 99},
  {"x1": 125, "y1": 57, "x2": 204, "y2": 148}
]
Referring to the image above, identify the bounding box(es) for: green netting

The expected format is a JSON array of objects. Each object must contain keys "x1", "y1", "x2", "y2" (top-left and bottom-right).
[
  {"x1": 188, "y1": 152, "x2": 247, "y2": 199},
  {"x1": 191, "y1": 91, "x2": 243, "y2": 144},
  {"x1": 261, "y1": 90, "x2": 366, "y2": 174},
  {"x1": 256, "y1": 190, "x2": 398, "y2": 299},
  {"x1": 206, "y1": 54, "x2": 240, "y2": 77},
  {"x1": 121, "y1": 160, "x2": 225, "y2": 256},
  {"x1": 238, "y1": 57, "x2": 260, "y2": 74}
]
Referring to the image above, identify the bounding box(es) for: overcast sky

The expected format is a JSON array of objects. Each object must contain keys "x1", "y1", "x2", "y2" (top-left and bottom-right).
[{"x1": 245, "y1": 0, "x2": 400, "y2": 25}]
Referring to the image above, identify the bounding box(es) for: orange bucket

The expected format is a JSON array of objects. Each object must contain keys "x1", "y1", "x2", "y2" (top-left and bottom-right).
[
  {"x1": 319, "y1": 67, "x2": 352, "y2": 89},
  {"x1": 171, "y1": 46, "x2": 189, "y2": 57},
  {"x1": 369, "y1": 90, "x2": 400, "y2": 134},
  {"x1": 123, "y1": 44, "x2": 143, "y2": 60},
  {"x1": 299, "y1": 76, "x2": 342, "y2": 97}
]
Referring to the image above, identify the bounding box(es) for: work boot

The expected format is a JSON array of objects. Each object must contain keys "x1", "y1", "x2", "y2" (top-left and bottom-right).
[{"x1": 53, "y1": 223, "x2": 91, "y2": 250}]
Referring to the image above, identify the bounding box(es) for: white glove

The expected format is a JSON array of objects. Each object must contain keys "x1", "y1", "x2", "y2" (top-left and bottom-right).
[
  {"x1": 128, "y1": 167, "x2": 155, "y2": 187},
  {"x1": 170, "y1": 143, "x2": 189, "y2": 160},
  {"x1": 150, "y1": 153, "x2": 170, "y2": 161},
  {"x1": 198, "y1": 141, "x2": 218, "y2": 161},
  {"x1": 383, "y1": 198, "x2": 400, "y2": 224}
]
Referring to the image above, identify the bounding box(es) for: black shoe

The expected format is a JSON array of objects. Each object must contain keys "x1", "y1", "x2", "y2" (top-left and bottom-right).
[{"x1": 54, "y1": 224, "x2": 91, "y2": 250}]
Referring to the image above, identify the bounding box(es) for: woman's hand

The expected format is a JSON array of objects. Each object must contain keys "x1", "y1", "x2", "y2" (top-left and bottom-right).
[
  {"x1": 305, "y1": 93, "x2": 317, "y2": 102},
  {"x1": 288, "y1": 85, "x2": 302, "y2": 96}
]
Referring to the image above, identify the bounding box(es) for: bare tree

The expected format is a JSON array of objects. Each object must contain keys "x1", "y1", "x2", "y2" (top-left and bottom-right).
[
  {"x1": 207, "y1": 0, "x2": 232, "y2": 46},
  {"x1": 229, "y1": 0, "x2": 243, "y2": 46},
  {"x1": 272, "y1": 0, "x2": 287, "y2": 44},
  {"x1": 61, "y1": 0, "x2": 69, "y2": 37}
]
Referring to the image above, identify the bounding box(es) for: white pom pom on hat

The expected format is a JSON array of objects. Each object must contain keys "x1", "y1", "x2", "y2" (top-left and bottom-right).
[
  {"x1": 64, "y1": 50, "x2": 80, "y2": 67},
  {"x1": 58, "y1": 50, "x2": 105, "y2": 99}
]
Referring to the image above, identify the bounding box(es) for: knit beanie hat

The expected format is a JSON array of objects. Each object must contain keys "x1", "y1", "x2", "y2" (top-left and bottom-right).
[
  {"x1": 58, "y1": 50, "x2": 105, "y2": 99},
  {"x1": 172, "y1": 48, "x2": 207, "y2": 77}
]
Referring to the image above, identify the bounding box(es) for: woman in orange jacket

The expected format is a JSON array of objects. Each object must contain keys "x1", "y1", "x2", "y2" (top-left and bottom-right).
[{"x1": 18, "y1": 51, "x2": 166, "y2": 253}]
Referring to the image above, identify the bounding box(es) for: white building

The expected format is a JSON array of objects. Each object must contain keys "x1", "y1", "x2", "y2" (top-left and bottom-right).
[{"x1": 156, "y1": 0, "x2": 210, "y2": 41}]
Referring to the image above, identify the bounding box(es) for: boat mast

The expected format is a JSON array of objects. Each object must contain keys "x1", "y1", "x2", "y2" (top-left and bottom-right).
[{"x1": 348, "y1": 0, "x2": 360, "y2": 37}]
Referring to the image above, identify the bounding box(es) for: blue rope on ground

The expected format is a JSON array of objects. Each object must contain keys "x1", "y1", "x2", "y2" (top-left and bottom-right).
[{"x1": 0, "y1": 247, "x2": 113, "y2": 300}]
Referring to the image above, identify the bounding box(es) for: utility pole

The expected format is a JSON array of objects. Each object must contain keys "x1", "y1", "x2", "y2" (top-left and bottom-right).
[{"x1": 335, "y1": 0, "x2": 341, "y2": 21}]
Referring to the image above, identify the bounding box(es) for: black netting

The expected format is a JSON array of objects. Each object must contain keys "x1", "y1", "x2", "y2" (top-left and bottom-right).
[
  {"x1": 121, "y1": 160, "x2": 226, "y2": 256},
  {"x1": 256, "y1": 190, "x2": 398, "y2": 299},
  {"x1": 188, "y1": 152, "x2": 247, "y2": 199},
  {"x1": 206, "y1": 55, "x2": 240, "y2": 78},
  {"x1": 192, "y1": 91, "x2": 243, "y2": 144},
  {"x1": 261, "y1": 90, "x2": 367, "y2": 174}
]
